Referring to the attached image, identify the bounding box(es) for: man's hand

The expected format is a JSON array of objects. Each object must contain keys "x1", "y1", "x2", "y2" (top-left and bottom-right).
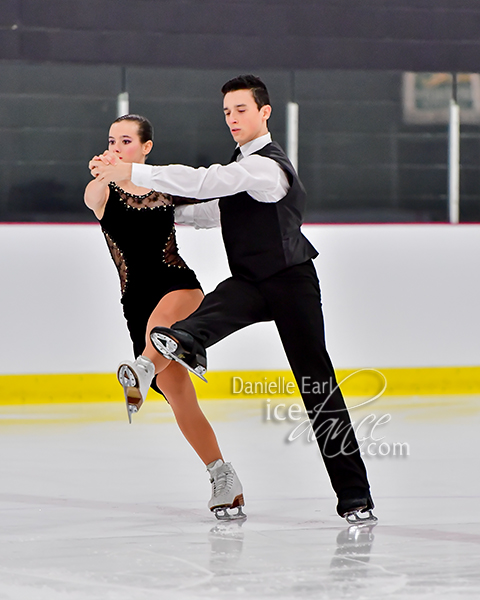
[{"x1": 89, "y1": 151, "x2": 132, "y2": 184}]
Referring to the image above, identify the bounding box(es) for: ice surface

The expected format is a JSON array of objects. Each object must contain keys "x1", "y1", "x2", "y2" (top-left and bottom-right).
[{"x1": 1, "y1": 395, "x2": 479, "y2": 599}]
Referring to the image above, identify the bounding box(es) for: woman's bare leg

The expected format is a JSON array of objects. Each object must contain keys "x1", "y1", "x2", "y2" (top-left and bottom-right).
[
  {"x1": 142, "y1": 289, "x2": 223, "y2": 466},
  {"x1": 155, "y1": 360, "x2": 223, "y2": 465},
  {"x1": 141, "y1": 289, "x2": 203, "y2": 372}
]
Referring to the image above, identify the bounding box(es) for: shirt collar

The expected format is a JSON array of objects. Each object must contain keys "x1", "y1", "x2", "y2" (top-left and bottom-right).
[{"x1": 237, "y1": 132, "x2": 272, "y2": 159}]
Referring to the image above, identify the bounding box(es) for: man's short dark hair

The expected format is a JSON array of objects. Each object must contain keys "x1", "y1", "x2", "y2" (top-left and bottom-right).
[{"x1": 221, "y1": 75, "x2": 270, "y2": 110}]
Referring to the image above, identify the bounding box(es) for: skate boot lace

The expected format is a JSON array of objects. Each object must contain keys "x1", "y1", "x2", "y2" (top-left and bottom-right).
[
  {"x1": 136, "y1": 356, "x2": 153, "y2": 377},
  {"x1": 137, "y1": 364, "x2": 148, "y2": 376},
  {"x1": 211, "y1": 466, "x2": 234, "y2": 498}
]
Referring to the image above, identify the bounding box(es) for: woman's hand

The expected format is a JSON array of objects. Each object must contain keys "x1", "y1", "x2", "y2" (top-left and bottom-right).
[
  {"x1": 85, "y1": 152, "x2": 118, "y2": 214},
  {"x1": 89, "y1": 151, "x2": 132, "y2": 183},
  {"x1": 88, "y1": 151, "x2": 115, "y2": 176}
]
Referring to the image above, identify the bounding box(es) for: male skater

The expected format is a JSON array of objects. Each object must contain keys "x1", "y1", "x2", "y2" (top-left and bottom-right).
[{"x1": 92, "y1": 75, "x2": 376, "y2": 524}]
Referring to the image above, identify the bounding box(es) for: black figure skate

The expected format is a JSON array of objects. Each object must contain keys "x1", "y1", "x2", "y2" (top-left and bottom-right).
[
  {"x1": 336, "y1": 488, "x2": 378, "y2": 525},
  {"x1": 149, "y1": 326, "x2": 207, "y2": 382}
]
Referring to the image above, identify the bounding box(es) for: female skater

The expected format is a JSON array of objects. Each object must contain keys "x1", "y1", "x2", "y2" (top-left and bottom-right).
[{"x1": 85, "y1": 114, "x2": 244, "y2": 520}]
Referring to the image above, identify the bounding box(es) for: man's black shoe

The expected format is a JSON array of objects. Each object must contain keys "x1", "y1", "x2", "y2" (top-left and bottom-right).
[
  {"x1": 336, "y1": 487, "x2": 377, "y2": 525},
  {"x1": 150, "y1": 327, "x2": 208, "y2": 382}
]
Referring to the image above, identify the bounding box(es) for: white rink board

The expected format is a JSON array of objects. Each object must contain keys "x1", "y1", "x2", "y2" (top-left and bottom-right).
[{"x1": 0, "y1": 223, "x2": 479, "y2": 375}]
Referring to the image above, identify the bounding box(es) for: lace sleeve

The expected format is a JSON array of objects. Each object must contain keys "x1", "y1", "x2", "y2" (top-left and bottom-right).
[{"x1": 110, "y1": 184, "x2": 173, "y2": 209}]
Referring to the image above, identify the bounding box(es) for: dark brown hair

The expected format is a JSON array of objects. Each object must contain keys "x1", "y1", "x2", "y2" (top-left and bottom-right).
[
  {"x1": 112, "y1": 114, "x2": 153, "y2": 144},
  {"x1": 221, "y1": 75, "x2": 270, "y2": 110}
]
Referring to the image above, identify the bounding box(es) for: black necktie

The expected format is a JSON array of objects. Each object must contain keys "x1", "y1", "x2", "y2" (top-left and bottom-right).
[{"x1": 230, "y1": 147, "x2": 241, "y2": 163}]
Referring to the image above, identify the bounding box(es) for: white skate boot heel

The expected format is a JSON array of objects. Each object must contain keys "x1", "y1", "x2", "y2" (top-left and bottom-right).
[
  {"x1": 207, "y1": 459, "x2": 246, "y2": 521},
  {"x1": 117, "y1": 355, "x2": 155, "y2": 424}
]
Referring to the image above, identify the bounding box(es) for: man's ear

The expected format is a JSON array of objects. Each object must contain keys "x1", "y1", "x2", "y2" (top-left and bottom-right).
[{"x1": 261, "y1": 104, "x2": 272, "y2": 121}]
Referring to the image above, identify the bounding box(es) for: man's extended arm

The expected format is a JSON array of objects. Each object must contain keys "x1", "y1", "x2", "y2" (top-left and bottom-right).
[
  {"x1": 131, "y1": 156, "x2": 288, "y2": 203},
  {"x1": 90, "y1": 151, "x2": 289, "y2": 203}
]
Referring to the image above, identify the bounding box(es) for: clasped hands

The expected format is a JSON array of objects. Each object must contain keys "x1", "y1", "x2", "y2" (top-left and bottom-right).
[{"x1": 89, "y1": 151, "x2": 132, "y2": 183}]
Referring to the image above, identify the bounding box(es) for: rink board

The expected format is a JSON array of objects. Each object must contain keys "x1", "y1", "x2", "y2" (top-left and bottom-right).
[{"x1": 1, "y1": 366, "x2": 480, "y2": 406}]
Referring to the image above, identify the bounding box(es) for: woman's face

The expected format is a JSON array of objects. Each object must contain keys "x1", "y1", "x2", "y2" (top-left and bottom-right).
[{"x1": 108, "y1": 120, "x2": 152, "y2": 163}]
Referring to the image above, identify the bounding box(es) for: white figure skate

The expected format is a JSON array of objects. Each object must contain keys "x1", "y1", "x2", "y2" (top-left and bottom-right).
[
  {"x1": 207, "y1": 459, "x2": 246, "y2": 521},
  {"x1": 117, "y1": 355, "x2": 155, "y2": 423}
]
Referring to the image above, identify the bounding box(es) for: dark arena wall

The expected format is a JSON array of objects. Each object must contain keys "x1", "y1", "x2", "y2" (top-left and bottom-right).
[
  {"x1": 1, "y1": 1, "x2": 479, "y2": 223},
  {"x1": 1, "y1": 0, "x2": 479, "y2": 71}
]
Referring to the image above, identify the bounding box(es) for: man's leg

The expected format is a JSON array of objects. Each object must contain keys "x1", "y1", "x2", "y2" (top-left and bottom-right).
[
  {"x1": 260, "y1": 261, "x2": 372, "y2": 502},
  {"x1": 174, "y1": 277, "x2": 271, "y2": 348},
  {"x1": 150, "y1": 277, "x2": 272, "y2": 371}
]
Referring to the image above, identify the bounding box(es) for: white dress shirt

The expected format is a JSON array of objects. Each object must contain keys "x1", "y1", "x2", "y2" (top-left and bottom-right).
[{"x1": 131, "y1": 133, "x2": 290, "y2": 229}]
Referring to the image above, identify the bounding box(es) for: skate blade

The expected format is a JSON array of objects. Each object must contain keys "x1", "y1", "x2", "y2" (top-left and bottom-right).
[
  {"x1": 125, "y1": 397, "x2": 138, "y2": 424},
  {"x1": 122, "y1": 387, "x2": 140, "y2": 424},
  {"x1": 345, "y1": 509, "x2": 378, "y2": 526},
  {"x1": 150, "y1": 332, "x2": 208, "y2": 383},
  {"x1": 211, "y1": 494, "x2": 246, "y2": 521},
  {"x1": 118, "y1": 365, "x2": 141, "y2": 424},
  {"x1": 213, "y1": 505, "x2": 247, "y2": 521}
]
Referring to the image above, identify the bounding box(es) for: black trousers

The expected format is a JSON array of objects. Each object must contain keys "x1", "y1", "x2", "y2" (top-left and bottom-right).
[{"x1": 173, "y1": 260, "x2": 370, "y2": 496}]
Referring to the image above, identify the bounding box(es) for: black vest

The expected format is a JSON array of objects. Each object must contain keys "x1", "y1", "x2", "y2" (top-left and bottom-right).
[{"x1": 218, "y1": 141, "x2": 318, "y2": 281}]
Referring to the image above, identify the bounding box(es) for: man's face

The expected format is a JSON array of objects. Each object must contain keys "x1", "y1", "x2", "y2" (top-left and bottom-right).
[{"x1": 223, "y1": 89, "x2": 271, "y2": 146}]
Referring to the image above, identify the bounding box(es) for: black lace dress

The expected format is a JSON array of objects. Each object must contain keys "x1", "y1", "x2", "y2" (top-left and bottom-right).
[{"x1": 100, "y1": 183, "x2": 201, "y2": 359}]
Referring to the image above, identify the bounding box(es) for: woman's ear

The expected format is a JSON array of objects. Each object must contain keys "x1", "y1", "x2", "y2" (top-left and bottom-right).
[{"x1": 143, "y1": 140, "x2": 154, "y2": 157}]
